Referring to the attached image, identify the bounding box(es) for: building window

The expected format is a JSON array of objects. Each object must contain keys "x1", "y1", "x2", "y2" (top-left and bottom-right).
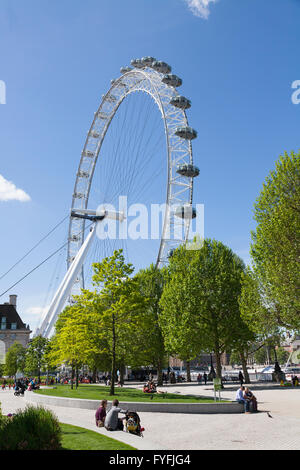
[
  {"x1": 11, "y1": 323, "x2": 17, "y2": 330},
  {"x1": 0, "y1": 323, "x2": 6, "y2": 330},
  {"x1": 0, "y1": 340, "x2": 5, "y2": 365}
]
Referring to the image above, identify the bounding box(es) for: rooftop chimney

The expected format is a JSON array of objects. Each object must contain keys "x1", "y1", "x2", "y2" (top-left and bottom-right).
[{"x1": 9, "y1": 295, "x2": 17, "y2": 308}]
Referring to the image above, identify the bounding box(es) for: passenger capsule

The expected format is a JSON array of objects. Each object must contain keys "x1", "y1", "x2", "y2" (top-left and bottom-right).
[
  {"x1": 170, "y1": 95, "x2": 191, "y2": 110},
  {"x1": 176, "y1": 164, "x2": 200, "y2": 178},
  {"x1": 167, "y1": 249, "x2": 175, "y2": 258},
  {"x1": 151, "y1": 61, "x2": 172, "y2": 74},
  {"x1": 174, "y1": 205, "x2": 197, "y2": 219},
  {"x1": 131, "y1": 58, "x2": 144, "y2": 68},
  {"x1": 141, "y1": 56, "x2": 156, "y2": 67},
  {"x1": 162, "y1": 74, "x2": 182, "y2": 88},
  {"x1": 73, "y1": 192, "x2": 86, "y2": 200},
  {"x1": 120, "y1": 66, "x2": 133, "y2": 74},
  {"x1": 77, "y1": 170, "x2": 90, "y2": 178},
  {"x1": 175, "y1": 126, "x2": 197, "y2": 140}
]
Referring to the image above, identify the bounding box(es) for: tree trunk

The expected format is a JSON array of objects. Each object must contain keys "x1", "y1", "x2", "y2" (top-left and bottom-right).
[
  {"x1": 157, "y1": 358, "x2": 163, "y2": 386},
  {"x1": 186, "y1": 360, "x2": 191, "y2": 382},
  {"x1": 110, "y1": 313, "x2": 116, "y2": 396},
  {"x1": 240, "y1": 351, "x2": 250, "y2": 384},
  {"x1": 71, "y1": 363, "x2": 74, "y2": 390},
  {"x1": 215, "y1": 350, "x2": 222, "y2": 381},
  {"x1": 75, "y1": 364, "x2": 79, "y2": 389}
]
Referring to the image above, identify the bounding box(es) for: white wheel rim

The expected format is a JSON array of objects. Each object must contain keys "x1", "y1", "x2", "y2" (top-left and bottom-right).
[{"x1": 68, "y1": 66, "x2": 195, "y2": 294}]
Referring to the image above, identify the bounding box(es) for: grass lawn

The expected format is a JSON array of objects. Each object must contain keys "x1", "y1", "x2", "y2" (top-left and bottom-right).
[
  {"x1": 35, "y1": 384, "x2": 219, "y2": 403},
  {"x1": 60, "y1": 423, "x2": 136, "y2": 450}
]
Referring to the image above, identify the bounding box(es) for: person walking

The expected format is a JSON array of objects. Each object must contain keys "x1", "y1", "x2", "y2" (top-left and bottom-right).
[
  {"x1": 238, "y1": 371, "x2": 244, "y2": 386},
  {"x1": 203, "y1": 372, "x2": 207, "y2": 385}
]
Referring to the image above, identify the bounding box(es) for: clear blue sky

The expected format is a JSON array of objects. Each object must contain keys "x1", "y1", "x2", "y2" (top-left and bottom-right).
[{"x1": 0, "y1": 0, "x2": 299, "y2": 331}]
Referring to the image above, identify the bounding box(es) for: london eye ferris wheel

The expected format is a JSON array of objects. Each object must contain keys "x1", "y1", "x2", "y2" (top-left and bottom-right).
[{"x1": 37, "y1": 56, "x2": 199, "y2": 337}]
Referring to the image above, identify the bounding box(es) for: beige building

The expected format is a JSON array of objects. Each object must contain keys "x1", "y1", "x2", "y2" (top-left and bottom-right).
[{"x1": 0, "y1": 295, "x2": 31, "y2": 364}]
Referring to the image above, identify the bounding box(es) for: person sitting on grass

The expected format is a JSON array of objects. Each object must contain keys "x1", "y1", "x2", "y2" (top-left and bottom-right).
[
  {"x1": 95, "y1": 399, "x2": 108, "y2": 427},
  {"x1": 235, "y1": 385, "x2": 250, "y2": 413},
  {"x1": 143, "y1": 381, "x2": 157, "y2": 393},
  {"x1": 104, "y1": 399, "x2": 127, "y2": 431}
]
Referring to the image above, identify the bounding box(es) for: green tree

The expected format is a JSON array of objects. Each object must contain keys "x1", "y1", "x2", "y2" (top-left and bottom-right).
[
  {"x1": 239, "y1": 268, "x2": 286, "y2": 379},
  {"x1": 48, "y1": 302, "x2": 100, "y2": 389},
  {"x1": 4, "y1": 342, "x2": 26, "y2": 379},
  {"x1": 250, "y1": 150, "x2": 300, "y2": 329},
  {"x1": 160, "y1": 239, "x2": 246, "y2": 381},
  {"x1": 253, "y1": 346, "x2": 268, "y2": 365},
  {"x1": 159, "y1": 246, "x2": 204, "y2": 381},
  {"x1": 88, "y1": 249, "x2": 145, "y2": 395},
  {"x1": 24, "y1": 335, "x2": 49, "y2": 382},
  {"x1": 275, "y1": 347, "x2": 289, "y2": 365},
  {"x1": 133, "y1": 264, "x2": 168, "y2": 386}
]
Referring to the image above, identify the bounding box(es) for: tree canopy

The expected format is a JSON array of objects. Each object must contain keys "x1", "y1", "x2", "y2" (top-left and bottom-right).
[
  {"x1": 250, "y1": 150, "x2": 300, "y2": 329},
  {"x1": 159, "y1": 239, "x2": 246, "y2": 379}
]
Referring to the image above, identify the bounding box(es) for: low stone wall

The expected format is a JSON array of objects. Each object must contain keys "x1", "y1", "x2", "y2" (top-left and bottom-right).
[{"x1": 25, "y1": 391, "x2": 244, "y2": 414}]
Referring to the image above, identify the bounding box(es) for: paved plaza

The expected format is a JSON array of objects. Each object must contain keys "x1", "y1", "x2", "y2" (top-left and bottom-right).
[{"x1": 1, "y1": 382, "x2": 300, "y2": 450}]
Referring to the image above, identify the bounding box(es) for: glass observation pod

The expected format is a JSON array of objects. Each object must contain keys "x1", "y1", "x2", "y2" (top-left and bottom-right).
[
  {"x1": 176, "y1": 164, "x2": 200, "y2": 178},
  {"x1": 170, "y1": 95, "x2": 191, "y2": 110},
  {"x1": 73, "y1": 192, "x2": 86, "y2": 200},
  {"x1": 77, "y1": 170, "x2": 90, "y2": 178},
  {"x1": 120, "y1": 66, "x2": 133, "y2": 74},
  {"x1": 175, "y1": 126, "x2": 197, "y2": 140},
  {"x1": 141, "y1": 56, "x2": 156, "y2": 67},
  {"x1": 151, "y1": 61, "x2": 172, "y2": 74},
  {"x1": 162, "y1": 74, "x2": 182, "y2": 88},
  {"x1": 167, "y1": 249, "x2": 175, "y2": 258},
  {"x1": 131, "y1": 58, "x2": 144, "y2": 68},
  {"x1": 174, "y1": 205, "x2": 197, "y2": 219}
]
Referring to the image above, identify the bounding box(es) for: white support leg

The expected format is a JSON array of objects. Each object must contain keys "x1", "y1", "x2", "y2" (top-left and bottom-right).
[
  {"x1": 36, "y1": 224, "x2": 97, "y2": 338},
  {"x1": 34, "y1": 208, "x2": 125, "y2": 338}
]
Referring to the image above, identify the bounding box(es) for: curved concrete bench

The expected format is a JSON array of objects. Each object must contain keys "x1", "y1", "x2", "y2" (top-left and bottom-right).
[{"x1": 25, "y1": 391, "x2": 244, "y2": 414}]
